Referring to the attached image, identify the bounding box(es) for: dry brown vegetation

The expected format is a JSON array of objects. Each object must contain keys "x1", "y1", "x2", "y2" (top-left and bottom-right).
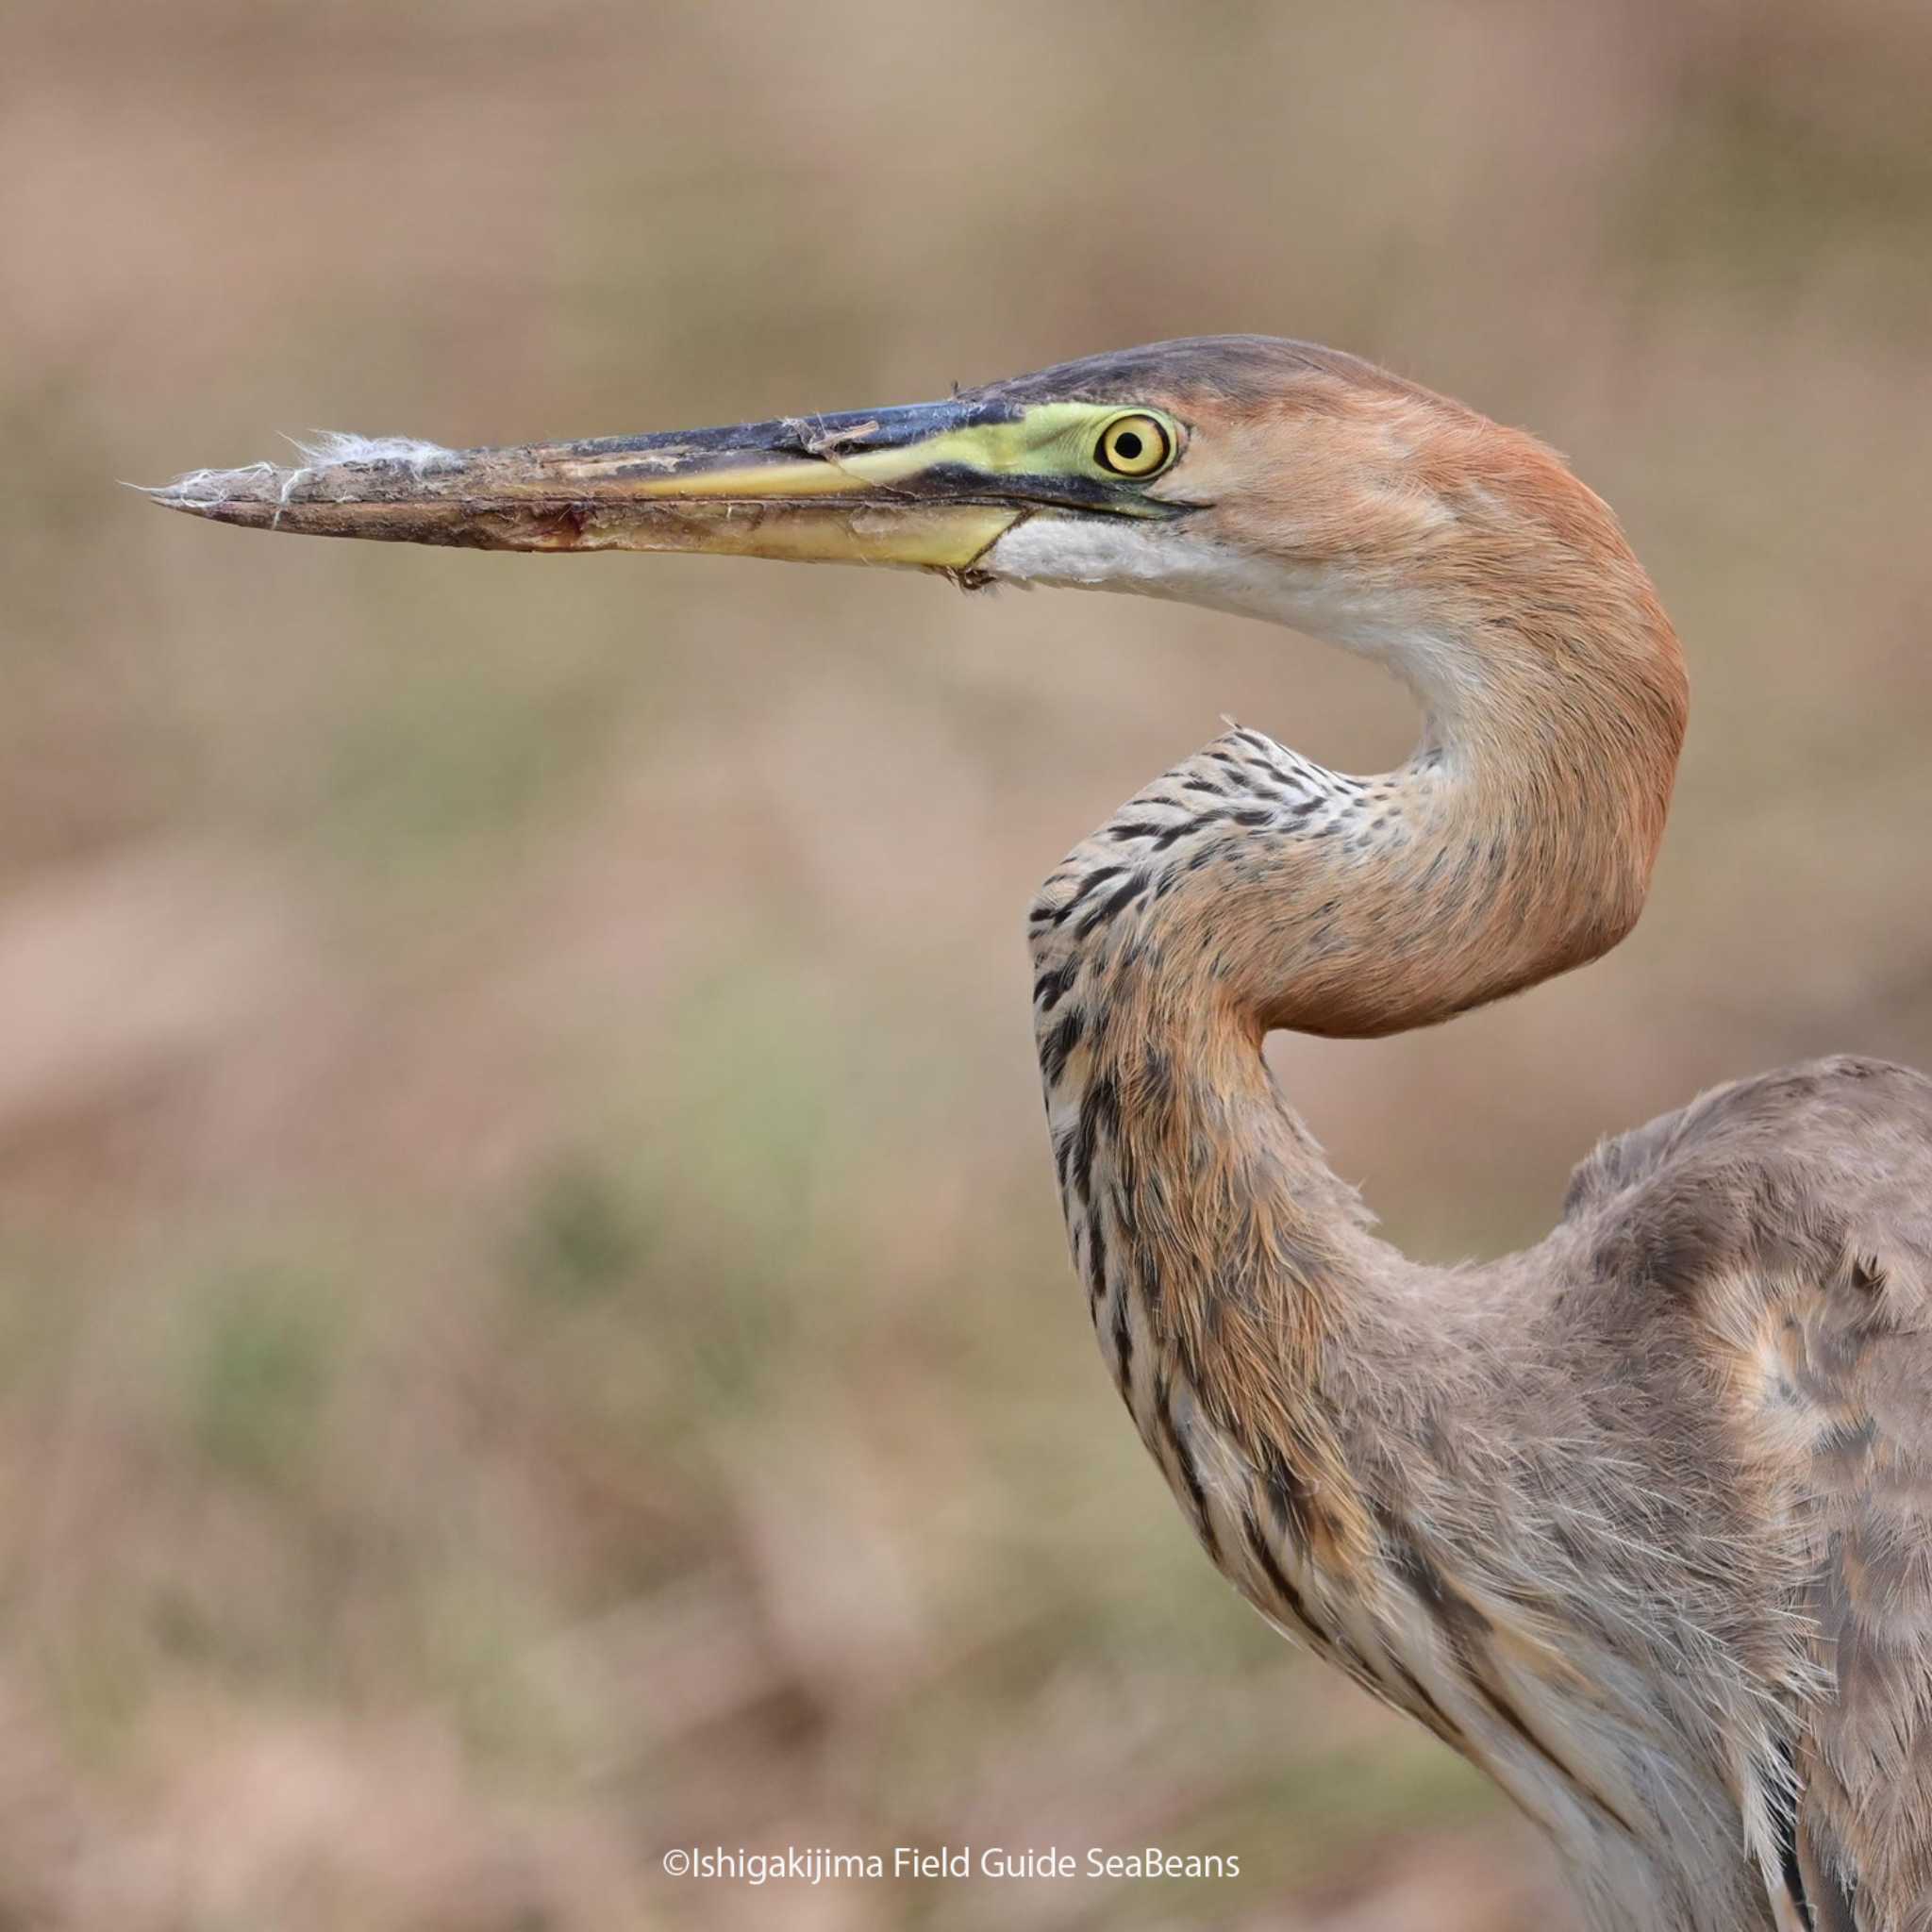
[{"x1": 3, "y1": 3, "x2": 1930, "y2": 1926}]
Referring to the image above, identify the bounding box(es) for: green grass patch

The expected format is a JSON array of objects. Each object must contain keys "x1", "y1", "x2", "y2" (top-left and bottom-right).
[{"x1": 185, "y1": 1264, "x2": 340, "y2": 1486}]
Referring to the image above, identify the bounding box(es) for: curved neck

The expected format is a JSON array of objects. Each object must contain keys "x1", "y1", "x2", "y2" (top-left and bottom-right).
[
  {"x1": 1032, "y1": 564, "x2": 1685, "y2": 1039},
  {"x1": 1027, "y1": 565, "x2": 1685, "y2": 1545}
]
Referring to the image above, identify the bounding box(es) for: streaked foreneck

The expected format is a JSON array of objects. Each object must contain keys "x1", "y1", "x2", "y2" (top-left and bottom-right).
[{"x1": 1026, "y1": 723, "x2": 1415, "y2": 1599}]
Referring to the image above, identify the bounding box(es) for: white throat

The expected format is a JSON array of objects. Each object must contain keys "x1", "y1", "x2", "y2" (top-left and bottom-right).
[{"x1": 982, "y1": 514, "x2": 1483, "y2": 735}]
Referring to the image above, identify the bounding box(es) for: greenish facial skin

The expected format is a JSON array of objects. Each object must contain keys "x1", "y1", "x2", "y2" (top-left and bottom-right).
[{"x1": 151, "y1": 400, "x2": 1192, "y2": 576}]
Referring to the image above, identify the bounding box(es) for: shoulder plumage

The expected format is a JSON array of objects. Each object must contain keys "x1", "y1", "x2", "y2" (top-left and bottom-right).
[
  {"x1": 1560, "y1": 1056, "x2": 1932, "y2": 1924},
  {"x1": 1563, "y1": 1055, "x2": 1932, "y2": 1225}
]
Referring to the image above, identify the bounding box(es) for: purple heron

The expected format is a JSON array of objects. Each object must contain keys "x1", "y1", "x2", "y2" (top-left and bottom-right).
[{"x1": 154, "y1": 338, "x2": 1932, "y2": 1931}]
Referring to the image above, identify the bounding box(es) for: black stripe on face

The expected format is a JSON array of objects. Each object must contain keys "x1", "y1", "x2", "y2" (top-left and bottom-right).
[{"x1": 891, "y1": 461, "x2": 1161, "y2": 517}]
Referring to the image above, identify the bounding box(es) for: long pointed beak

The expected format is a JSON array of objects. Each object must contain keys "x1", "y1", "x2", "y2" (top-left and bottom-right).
[{"x1": 146, "y1": 400, "x2": 1088, "y2": 579}]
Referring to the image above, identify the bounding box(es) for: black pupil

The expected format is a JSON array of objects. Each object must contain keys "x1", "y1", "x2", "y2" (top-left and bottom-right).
[{"x1": 1113, "y1": 430, "x2": 1144, "y2": 462}]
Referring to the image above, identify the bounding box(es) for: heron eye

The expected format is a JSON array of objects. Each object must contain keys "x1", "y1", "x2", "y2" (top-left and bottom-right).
[{"x1": 1095, "y1": 412, "x2": 1173, "y2": 478}]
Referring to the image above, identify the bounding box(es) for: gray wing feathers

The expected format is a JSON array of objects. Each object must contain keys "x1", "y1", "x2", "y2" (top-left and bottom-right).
[
  {"x1": 1567, "y1": 1058, "x2": 1932, "y2": 1929},
  {"x1": 1794, "y1": 1240, "x2": 1932, "y2": 1930}
]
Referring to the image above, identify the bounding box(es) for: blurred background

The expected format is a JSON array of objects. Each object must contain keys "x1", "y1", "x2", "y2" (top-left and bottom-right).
[{"x1": 4, "y1": 2, "x2": 1931, "y2": 1925}]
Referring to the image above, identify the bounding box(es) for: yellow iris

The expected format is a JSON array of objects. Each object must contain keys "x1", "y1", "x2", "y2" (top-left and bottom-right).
[{"x1": 1094, "y1": 412, "x2": 1174, "y2": 478}]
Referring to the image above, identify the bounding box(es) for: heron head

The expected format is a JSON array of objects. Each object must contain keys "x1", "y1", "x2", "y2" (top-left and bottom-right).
[
  {"x1": 151, "y1": 336, "x2": 1671, "y2": 717},
  {"x1": 148, "y1": 341, "x2": 1465, "y2": 597}
]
